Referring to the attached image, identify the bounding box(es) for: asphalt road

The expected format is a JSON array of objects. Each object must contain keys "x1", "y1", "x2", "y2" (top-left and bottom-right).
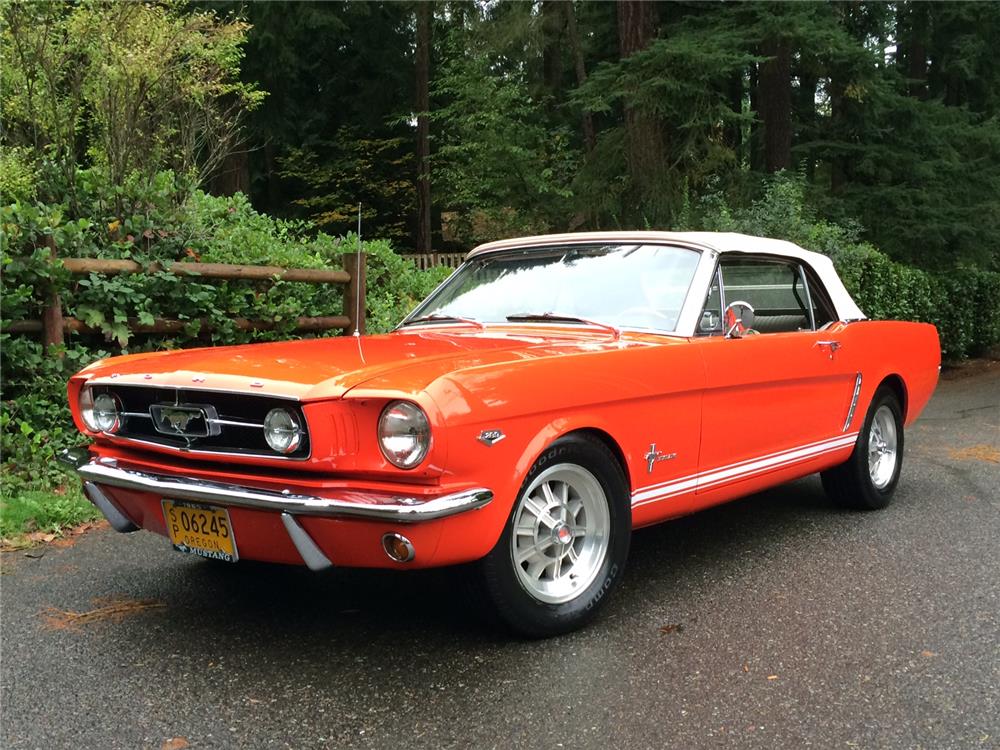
[{"x1": 2, "y1": 364, "x2": 998, "y2": 750}]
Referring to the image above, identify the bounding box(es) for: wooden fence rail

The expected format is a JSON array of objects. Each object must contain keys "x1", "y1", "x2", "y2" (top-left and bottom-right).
[
  {"x1": 3, "y1": 253, "x2": 366, "y2": 353},
  {"x1": 404, "y1": 252, "x2": 466, "y2": 271}
]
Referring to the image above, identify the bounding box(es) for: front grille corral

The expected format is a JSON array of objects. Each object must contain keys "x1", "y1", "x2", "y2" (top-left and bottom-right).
[{"x1": 90, "y1": 384, "x2": 310, "y2": 459}]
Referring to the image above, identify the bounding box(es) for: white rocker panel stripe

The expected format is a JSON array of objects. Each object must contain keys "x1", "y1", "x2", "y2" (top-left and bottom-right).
[{"x1": 632, "y1": 432, "x2": 860, "y2": 508}]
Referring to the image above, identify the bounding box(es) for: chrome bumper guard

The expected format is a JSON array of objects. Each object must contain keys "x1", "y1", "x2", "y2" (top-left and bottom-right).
[{"x1": 58, "y1": 448, "x2": 493, "y2": 523}]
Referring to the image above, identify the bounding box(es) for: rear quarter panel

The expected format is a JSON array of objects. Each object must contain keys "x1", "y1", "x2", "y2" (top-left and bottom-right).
[{"x1": 839, "y1": 321, "x2": 940, "y2": 430}]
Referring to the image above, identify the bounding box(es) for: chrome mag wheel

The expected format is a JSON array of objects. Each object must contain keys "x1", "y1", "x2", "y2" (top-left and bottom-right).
[
  {"x1": 510, "y1": 463, "x2": 611, "y2": 605},
  {"x1": 868, "y1": 404, "x2": 899, "y2": 490}
]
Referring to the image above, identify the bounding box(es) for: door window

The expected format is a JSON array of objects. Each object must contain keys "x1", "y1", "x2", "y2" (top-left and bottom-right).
[{"x1": 698, "y1": 257, "x2": 832, "y2": 335}]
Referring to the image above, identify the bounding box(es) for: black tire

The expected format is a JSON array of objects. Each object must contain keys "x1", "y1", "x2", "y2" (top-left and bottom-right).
[
  {"x1": 821, "y1": 385, "x2": 904, "y2": 510},
  {"x1": 477, "y1": 434, "x2": 631, "y2": 638}
]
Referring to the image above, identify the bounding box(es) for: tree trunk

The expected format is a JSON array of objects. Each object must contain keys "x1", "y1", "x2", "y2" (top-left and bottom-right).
[
  {"x1": 725, "y1": 72, "x2": 744, "y2": 163},
  {"x1": 564, "y1": 1, "x2": 596, "y2": 154},
  {"x1": 617, "y1": 0, "x2": 665, "y2": 212},
  {"x1": 748, "y1": 63, "x2": 764, "y2": 172},
  {"x1": 898, "y1": 1, "x2": 929, "y2": 100},
  {"x1": 796, "y1": 65, "x2": 818, "y2": 181},
  {"x1": 829, "y1": 76, "x2": 848, "y2": 194},
  {"x1": 541, "y1": 1, "x2": 565, "y2": 95},
  {"x1": 415, "y1": 1, "x2": 432, "y2": 253},
  {"x1": 210, "y1": 146, "x2": 250, "y2": 197},
  {"x1": 758, "y1": 35, "x2": 792, "y2": 173}
]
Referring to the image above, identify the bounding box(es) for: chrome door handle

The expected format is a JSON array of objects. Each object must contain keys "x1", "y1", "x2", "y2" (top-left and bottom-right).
[{"x1": 815, "y1": 340, "x2": 841, "y2": 358}]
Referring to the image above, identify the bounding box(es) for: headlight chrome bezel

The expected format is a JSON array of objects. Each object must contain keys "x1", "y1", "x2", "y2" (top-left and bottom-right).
[
  {"x1": 80, "y1": 388, "x2": 122, "y2": 434},
  {"x1": 378, "y1": 400, "x2": 432, "y2": 469},
  {"x1": 263, "y1": 408, "x2": 303, "y2": 455}
]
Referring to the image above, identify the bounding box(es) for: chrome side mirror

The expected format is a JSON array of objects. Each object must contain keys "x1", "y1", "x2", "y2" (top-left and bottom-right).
[{"x1": 724, "y1": 300, "x2": 755, "y2": 338}]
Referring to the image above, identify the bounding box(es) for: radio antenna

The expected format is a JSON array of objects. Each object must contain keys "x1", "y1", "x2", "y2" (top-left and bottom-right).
[{"x1": 353, "y1": 202, "x2": 362, "y2": 337}]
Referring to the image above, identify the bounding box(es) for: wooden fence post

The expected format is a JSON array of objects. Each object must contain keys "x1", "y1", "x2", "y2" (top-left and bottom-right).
[
  {"x1": 41, "y1": 235, "x2": 65, "y2": 355},
  {"x1": 342, "y1": 252, "x2": 367, "y2": 335}
]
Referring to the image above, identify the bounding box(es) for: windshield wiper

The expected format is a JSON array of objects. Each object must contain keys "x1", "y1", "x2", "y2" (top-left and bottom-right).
[
  {"x1": 505, "y1": 312, "x2": 620, "y2": 340},
  {"x1": 400, "y1": 314, "x2": 485, "y2": 330}
]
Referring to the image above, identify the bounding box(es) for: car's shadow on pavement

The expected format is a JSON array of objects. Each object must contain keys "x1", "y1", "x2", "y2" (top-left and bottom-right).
[{"x1": 121, "y1": 475, "x2": 846, "y2": 652}]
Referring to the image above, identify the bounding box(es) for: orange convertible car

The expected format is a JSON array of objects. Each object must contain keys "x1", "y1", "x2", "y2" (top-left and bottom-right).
[{"x1": 61, "y1": 232, "x2": 940, "y2": 635}]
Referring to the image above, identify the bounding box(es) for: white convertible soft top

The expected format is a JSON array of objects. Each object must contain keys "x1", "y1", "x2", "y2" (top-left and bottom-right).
[{"x1": 468, "y1": 231, "x2": 866, "y2": 322}]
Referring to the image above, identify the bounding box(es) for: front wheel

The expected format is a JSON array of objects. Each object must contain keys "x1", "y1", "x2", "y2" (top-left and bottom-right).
[
  {"x1": 477, "y1": 434, "x2": 631, "y2": 637},
  {"x1": 821, "y1": 385, "x2": 904, "y2": 510}
]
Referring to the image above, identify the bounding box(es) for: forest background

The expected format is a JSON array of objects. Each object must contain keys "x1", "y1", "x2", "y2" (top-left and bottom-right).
[{"x1": 1, "y1": 1, "x2": 998, "y2": 536}]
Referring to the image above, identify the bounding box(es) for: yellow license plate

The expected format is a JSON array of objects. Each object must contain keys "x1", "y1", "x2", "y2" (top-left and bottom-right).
[{"x1": 162, "y1": 500, "x2": 238, "y2": 562}]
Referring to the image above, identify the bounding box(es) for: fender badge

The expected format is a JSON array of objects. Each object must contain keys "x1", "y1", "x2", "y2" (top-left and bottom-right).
[
  {"x1": 478, "y1": 429, "x2": 506, "y2": 446},
  {"x1": 645, "y1": 443, "x2": 677, "y2": 473}
]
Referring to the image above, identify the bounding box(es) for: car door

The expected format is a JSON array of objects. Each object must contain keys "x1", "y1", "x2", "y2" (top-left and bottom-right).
[{"x1": 692, "y1": 254, "x2": 861, "y2": 492}]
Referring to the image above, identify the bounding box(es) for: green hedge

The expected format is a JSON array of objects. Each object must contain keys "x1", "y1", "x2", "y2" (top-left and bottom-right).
[{"x1": 834, "y1": 244, "x2": 1000, "y2": 359}]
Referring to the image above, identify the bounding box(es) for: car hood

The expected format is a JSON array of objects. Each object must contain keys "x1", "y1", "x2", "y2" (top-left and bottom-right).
[{"x1": 77, "y1": 328, "x2": 663, "y2": 401}]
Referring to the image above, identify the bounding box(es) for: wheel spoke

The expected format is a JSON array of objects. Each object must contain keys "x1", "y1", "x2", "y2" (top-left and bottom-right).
[
  {"x1": 523, "y1": 496, "x2": 557, "y2": 529},
  {"x1": 526, "y1": 558, "x2": 547, "y2": 581},
  {"x1": 516, "y1": 538, "x2": 553, "y2": 564}
]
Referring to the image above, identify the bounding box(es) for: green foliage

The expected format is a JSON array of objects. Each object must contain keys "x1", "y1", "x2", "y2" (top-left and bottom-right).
[
  {"x1": 432, "y1": 24, "x2": 579, "y2": 244},
  {"x1": 0, "y1": 338, "x2": 107, "y2": 495},
  {"x1": 279, "y1": 131, "x2": 415, "y2": 245},
  {"x1": 1, "y1": 0, "x2": 262, "y2": 199},
  {"x1": 0, "y1": 486, "x2": 100, "y2": 541}
]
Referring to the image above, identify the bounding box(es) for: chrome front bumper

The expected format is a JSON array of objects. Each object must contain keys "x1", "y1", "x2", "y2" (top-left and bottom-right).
[{"x1": 58, "y1": 447, "x2": 494, "y2": 522}]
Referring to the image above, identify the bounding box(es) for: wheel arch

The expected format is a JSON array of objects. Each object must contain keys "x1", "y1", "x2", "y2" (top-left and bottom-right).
[
  {"x1": 562, "y1": 427, "x2": 633, "y2": 496},
  {"x1": 877, "y1": 373, "x2": 908, "y2": 421}
]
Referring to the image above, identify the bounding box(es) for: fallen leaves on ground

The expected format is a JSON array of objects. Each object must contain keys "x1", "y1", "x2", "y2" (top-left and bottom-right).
[
  {"x1": 658, "y1": 623, "x2": 685, "y2": 635},
  {"x1": 1, "y1": 520, "x2": 108, "y2": 553},
  {"x1": 920, "y1": 650, "x2": 938, "y2": 658},
  {"x1": 40, "y1": 595, "x2": 165, "y2": 631},
  {"x1": 947, "y1": 444, "x2": 1000, "y2": 464},
  {"x1": 161, "y1": 738, "x2": 190, "y2": 750}
]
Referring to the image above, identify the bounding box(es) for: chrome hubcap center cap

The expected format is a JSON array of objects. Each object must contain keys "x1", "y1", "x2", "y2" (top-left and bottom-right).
[{"x1": 553, "y1": 523, "x2": 572, "y2": 545}]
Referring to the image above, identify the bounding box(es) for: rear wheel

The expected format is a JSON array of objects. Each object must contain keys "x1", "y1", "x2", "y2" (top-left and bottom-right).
[
  {"x1": 821, "y1": 385, "x2": 904, "y2": 510},
  {"x1": 478, "y1": 434, "x2": 631, "y2": 637}
]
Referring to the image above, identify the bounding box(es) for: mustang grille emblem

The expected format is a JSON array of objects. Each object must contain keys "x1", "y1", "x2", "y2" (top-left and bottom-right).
[{"x1": 150, "y1": 403, "x2": 221, "y2": 438}]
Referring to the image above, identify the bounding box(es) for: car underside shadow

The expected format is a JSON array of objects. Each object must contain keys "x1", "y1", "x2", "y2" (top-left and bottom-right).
[{"x1": 109, "y1": 475, "x2": 842, "y2": 645}]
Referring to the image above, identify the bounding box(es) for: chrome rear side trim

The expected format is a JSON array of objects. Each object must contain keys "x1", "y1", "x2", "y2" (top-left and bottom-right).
[{"x1": 844, "y1": 373, "x2": 863, "y2": 432}]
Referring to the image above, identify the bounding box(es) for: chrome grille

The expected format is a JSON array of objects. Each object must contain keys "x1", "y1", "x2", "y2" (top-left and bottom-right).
[{"x1": 90, "y1": 384, "x2": 310, "y2": 459}]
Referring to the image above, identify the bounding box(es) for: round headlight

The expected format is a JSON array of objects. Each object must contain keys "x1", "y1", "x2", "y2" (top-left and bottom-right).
[
  {"x1": 378, "y1": 401, "x2": 431, "y2": 469},
  {"x1": 84, "y1": 391, "x2": 121, "y2": 433},
  {"x1": 264, "y1": 408, "x2": 302, "y2": 454}
]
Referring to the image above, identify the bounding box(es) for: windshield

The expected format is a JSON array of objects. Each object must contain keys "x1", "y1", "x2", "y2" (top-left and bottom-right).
[{"x1": 403, "y1": 243, "x2": 701, "y2": 333}]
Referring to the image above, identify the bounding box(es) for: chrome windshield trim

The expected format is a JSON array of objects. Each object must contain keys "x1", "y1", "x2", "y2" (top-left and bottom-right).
[{"x1": 67, "y1": 455, "x2": 494, "y2": 522}]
